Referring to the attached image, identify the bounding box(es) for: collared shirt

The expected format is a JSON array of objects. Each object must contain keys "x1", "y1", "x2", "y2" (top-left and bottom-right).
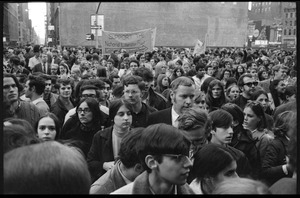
[
  {"x1": 117, "y1": 161, "x2": 132, "y2": 185},
  {"x1": 171, "y1": 106, "x2": 180, "y2": 128}
]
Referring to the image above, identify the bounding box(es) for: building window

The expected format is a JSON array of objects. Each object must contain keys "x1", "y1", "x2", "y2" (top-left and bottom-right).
[
  {"x1": 286, "y1": 13, "x2": 288, "y2": 18},
  {"x1": 269, "y1": 7, "x2": 271, "y2": 11},
  {"x1": 289, "y1": 29, "x2": 291, "y2": 35},
  {"x1": 284, "y1": 29, "x2": 286, "y2": 35},
  {"x1": 286, "y1": 21, "x2": 288, "y2": 26},
  {"x1": 294, "y1": 29, "x2": 296, "y2": 35},
  {"x1": 290, "y1": 13, "x2": 293, "y2": 18},
  {"x1": 290, "y1": 21, "x2": 292, "y2": 26},
  {"x1": 269, "y1": 2, "x2": 271, "y2": 5}
]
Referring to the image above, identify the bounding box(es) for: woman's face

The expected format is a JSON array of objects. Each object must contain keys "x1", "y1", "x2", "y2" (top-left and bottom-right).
[
  {"x1": 256, "y1": 94, "x2": 269, "y2": 111},
  {"x1": 77, "y1": 101, "x2": 93, "y2": 124},
  {"x1": 211, "y1": 84, "x2": 222, "y2": 99},
  {"x1": 59, "y1": 65, "x2": 66, "y2": 74},
  {"x1": 162, "y1": 77, "x2": 169, "y2": 87},
  {"x1": 262, "y1": 71, "x2": 269, "y2": 79},
  {"x1": 176, "y1": 70, "x2": 182, "y2": 76},
  {"x1": 275, "y1": 81, "x2": 286, "y2": 94},
  {"x1": 114, "y1": 105, "x2": 132, "y2": 130},
  {"x1": 223, "y1": 71, "x2": 230, "y2": 80},
  {"x1": 37, "y1": 117, "x2": 57, "y2": 141},
  {"x1": 228, "y1": 86, "x2": 240, "y2": 100},
  {"x1": 243, "y1": 107, "x2": 260, "y2": 131},
  {"x1": 237, "y1": 66, "x2": 243, "y2": 73}
]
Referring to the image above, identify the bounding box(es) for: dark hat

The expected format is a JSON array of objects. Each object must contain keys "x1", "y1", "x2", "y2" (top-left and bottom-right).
[{"x1": 33, "y1": 45, "x2": 40, "y2": 53}]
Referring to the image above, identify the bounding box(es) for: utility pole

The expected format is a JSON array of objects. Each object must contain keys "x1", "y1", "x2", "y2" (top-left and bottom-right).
[{"x1": 95, "y1": 2, "x2": 101, "y2": 49}]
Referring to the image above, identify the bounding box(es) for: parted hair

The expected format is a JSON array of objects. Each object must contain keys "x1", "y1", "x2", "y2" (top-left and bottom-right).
[
  {"x1": 170, "y1": 76, "x2": 195, "y2": 92},
  {"x1": 273, "y1": 111, "x2": 296, "y2": 138},
  {"x1": 135, "y1": 123, "x2": 191, "y2": 172}
]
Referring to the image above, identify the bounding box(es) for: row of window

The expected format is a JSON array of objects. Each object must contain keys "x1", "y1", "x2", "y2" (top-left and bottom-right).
[
  {"x1": 284, "y1": 20, "x2": 296, "y2": 26},
  {"x1": 283, "y1": 28, "x2": 296, "y2": 36},
  {"x1": 254, "y1": 7, "x2": 271, "y2": 12},
  {"x1": 285, "y1": 12, "x2": 295, "y2": 18},
  {"x1": 253, "y1": 2, "x2": 272, "y2": 7}
]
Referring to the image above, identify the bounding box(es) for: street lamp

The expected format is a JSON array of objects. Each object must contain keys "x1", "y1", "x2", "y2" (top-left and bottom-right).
[{"x1": 248, "y1": 35, "x2": 253, "y2": 47}]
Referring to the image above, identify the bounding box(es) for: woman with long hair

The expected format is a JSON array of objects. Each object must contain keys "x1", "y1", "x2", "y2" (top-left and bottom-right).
[
  {"x1": 205, "y1": 79, "x2": 229, "y2": 112},
  {"x1": 87, "y1": 99, "x2": 133, "y2": 183},
  {"x1": 35, "y1": 112, "x2": 61, "y2": 142},
  {"x1": 243, "y1": 101, "x2": 274, "y2": 179},
  {"x1": 268, "y1": 79, "x2": 287, "y2": 110},
  {"x1": 155, "y1": 73, "x2": 171, "y2": 94},
  {"x1": 61, "y1": 98, "x2": 103, "y2": 158}
]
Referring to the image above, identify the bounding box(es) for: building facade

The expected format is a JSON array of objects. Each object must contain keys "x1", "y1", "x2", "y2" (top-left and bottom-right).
[
  {"x1": 49, "y1": 2, "x2": 248, "y2": 48},
  {"x1": 3, "y1": 2, "x2": 38, "y2": 47},
  {"x1": 249, "y1": 1, "x2": 296, "y2": 48}
]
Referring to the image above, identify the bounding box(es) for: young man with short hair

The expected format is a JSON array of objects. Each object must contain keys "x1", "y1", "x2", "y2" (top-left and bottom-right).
[
  {"x1": 24, "y1": 75, "x2": 49, "y2": 116},
  {"x1": 111, "y1": 123, "x2": 194, "y2": 194}
]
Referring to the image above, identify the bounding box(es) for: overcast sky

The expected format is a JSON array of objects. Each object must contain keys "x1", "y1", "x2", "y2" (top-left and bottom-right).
[{"x1": 28, "y1": 2, "x2": 46, "y2": 44}]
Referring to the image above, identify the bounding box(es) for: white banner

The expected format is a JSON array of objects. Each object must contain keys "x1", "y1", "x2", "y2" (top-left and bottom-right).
[{"x1": 102, "y1": 28, "x2": 156, "y2": 55}]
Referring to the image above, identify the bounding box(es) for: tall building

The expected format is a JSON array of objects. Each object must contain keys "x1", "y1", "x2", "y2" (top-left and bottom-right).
[
  {"x1": 49, "y1": 2, "x2": 248, "y2": 48},
  {"x1": 249, "y1": 1, "x2": 296, "y2": 48}
]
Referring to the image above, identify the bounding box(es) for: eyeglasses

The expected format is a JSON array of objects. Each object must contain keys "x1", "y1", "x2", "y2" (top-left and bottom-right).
[
  {"x1": 81, "y1": 94, "x2": 96, "y2": 98},
  {"x1": 77, "y1": 108, "x2": 91, "y2": 114},
  {"x1": 162, "y1": 151, "x2": 193, "y2": 163},
  {"x1": 45, "y1": 83, "x2": 52, "y2": 86},
  {"x1": 243, "y1": 82, "x2": 258, "y2": 87},
  {"x1": 124, "y1": 90, "x2": 139, "y2": 95}
]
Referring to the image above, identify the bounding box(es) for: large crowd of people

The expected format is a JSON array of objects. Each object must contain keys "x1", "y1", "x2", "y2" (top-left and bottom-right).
[{"x1": 3, "y1": 44, "x2": 297, "y2": 194}]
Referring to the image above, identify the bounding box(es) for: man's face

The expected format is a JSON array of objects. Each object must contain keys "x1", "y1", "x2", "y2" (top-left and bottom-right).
[
  {"x1": 44, "y1": 80, "x2": 52, "y2": 94},
  {"x1": 102, "y1": 83, "x2": 111, "y2": 100},
  {"x1": 242, "y1": 77, "x2": 257, "y2": 96},
  {"x1": 275, "y1": 80, "x2": 286, "y2": 94},
  {"x1": 24, "y1": 80, "x2": 33, "y2": 98},
  {"x1": 51, "y1": 65, "x2": 58, "y2": 75},
  {"x1": 207, "y1": 67, "x2": 214, "y2": 76},
  {"x1": 59, "y1": 84, "x2": 72, "y2": 98},
  {"x1": 112, "y1": 77, "x2": 121, "y2": 88},
  {"x1": 155, "y1": 154, "x2": 193, "y2": 186},
  {"x1": 81, "y1": 89, "x2": 97, "y2": 101},
  {"x1": 179, "y1": 51, "x2": 185, "y2": 59},
  {"x1": 213, "y1": 161, "x2": 238, "y2": 186},
  {"x1": 211, "y1": 84, "x2": 222, "y2": 99},
  {"x1": 41, "y1": 54, "x2": 47, "y2": 63},
  {"x1": 107, "y1": 62, "x2": 114, "y2": 70},
  {"x1": 275, "y1": 68, "x2": 288, "y2": 80},
  {"x1": 143, "y1": 80, "x2": 154, "y2": 92},
  {"x1": 130, "y1": 62, "x2": 139, "y2": 72},
  {"x1": 123, "y1": 84, "x2": 142, "y2": 105},
  {"x1": 171, "y1": 85, "x2": 195, "y2": 115},
  {"x1": 52, "y1": 52, "x2": 58, "y2": 58},
  {"x1": 251, "y1": 63, "x2": 258, "y2": 70},
  {"x1": 3, "y1": 77, "x2": 19, "y2": 103},
  {"x1": 211, "y1": 126, "x2": 234, "y2": 145}
]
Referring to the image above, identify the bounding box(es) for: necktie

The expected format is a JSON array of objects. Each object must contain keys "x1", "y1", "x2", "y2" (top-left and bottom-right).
[{"x1": 43, "y1": 63, "x2": 46, "y2": 73}]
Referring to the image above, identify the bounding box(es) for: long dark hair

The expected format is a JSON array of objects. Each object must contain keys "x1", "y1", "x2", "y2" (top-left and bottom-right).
[
  {"x1": 269, "y1": 79, "x2": 286, "y2": 107},
  {"x1": 75, "y1": 98, "x2": 103, "y2": 126},
  {"x1": 205, "y1": 79, "x2": 228, "y2": 111}
]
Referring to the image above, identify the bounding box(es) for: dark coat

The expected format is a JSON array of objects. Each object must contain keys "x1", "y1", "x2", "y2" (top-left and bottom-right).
[
  {"x1": 261, "y1": 136, "x2": 292, "y2": 186},
  {"x1": 148, "y1": 87, "x2": 168, "y2": 111},
  {"x1": 50, "y1": 97, "x2": 74, "y2": 126},
  {"x1": 147, "y1": 107, "x2": 172, "y2": 126},
  {"x1": 87, "y1": 127, "x2": 115, "y2": 183}
]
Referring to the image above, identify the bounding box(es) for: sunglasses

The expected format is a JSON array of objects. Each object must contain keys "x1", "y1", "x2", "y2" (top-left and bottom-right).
[{"x1": 243, "y1": 82, "x2": 258, "y2": 87}]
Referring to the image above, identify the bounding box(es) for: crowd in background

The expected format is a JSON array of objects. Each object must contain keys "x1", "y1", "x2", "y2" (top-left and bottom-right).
[{"x1": 3, "y1": 44, "x2": 297, "y2": 194}]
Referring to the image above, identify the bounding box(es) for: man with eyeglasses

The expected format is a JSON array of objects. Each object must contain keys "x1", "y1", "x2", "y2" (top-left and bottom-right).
[
  {"x1": 3, "y1": 73, "x2": 41, "y2": 128},
  {"x1": 111, "y1": 123, "x2": 195, "y2": 194},
  {"x1": 122, "y1": 75, "x2": 157, "y2": 128},
  {"x1": 231, "y1": 73, "x2": 258, "y2": 110}
]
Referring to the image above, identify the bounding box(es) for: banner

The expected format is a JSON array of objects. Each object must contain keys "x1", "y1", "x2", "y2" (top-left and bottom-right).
[
  {"x1": 193, "y1": 34, "x2": 207, "y2": 56},
  {"x1": 102, "y1": 28, "x2": 156, "y2": 55}
]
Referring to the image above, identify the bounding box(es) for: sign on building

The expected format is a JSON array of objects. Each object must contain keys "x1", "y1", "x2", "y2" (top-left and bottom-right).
[
  {"x1": 48, "y1": 25, "x2": 55, "y2": 31},
  {"x1": 91, "y1": 15, "x2": 104, "y2": 36}
]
